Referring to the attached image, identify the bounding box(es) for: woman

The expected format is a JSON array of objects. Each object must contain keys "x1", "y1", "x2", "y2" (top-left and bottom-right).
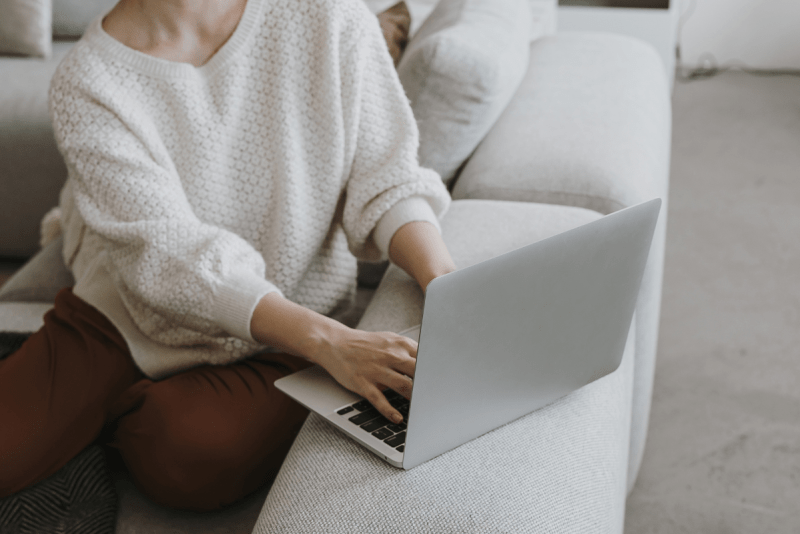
[{"x1": 0, "y1": 0, "x2": 455, "y2": 511}]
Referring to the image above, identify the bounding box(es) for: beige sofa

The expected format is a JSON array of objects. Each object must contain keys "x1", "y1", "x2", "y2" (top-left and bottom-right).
[{"x1": 0, "y1": 0, "x2": 670, "y2": 532}]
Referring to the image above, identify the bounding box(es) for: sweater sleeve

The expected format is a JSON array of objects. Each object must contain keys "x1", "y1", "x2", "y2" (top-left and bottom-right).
[
  {"x1": 340, "y1": 3, "x2": 451, "y2": 263},
  {"x1": 49, "y1": 77, "x2": 277, "y2": 344}
]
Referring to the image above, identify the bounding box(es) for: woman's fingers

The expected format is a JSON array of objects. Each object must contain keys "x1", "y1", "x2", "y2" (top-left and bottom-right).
[
  {"x1": 363, "y1": 385, "x2": 404, "y2": 424},
  {"x1": 397, "y1": 335, "x2": 418, "y2": 358},
  {"x1": 379, "y1": 370, "x2": 414, "y2": 400},
  {"x1": 322, "y1": 329, "x2": 420, "y2": 422}
]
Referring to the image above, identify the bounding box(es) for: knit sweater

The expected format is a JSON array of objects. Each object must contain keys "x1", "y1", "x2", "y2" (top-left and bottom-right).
[{"x1": 49, "y1": 0, "x2": 450, "y2": 379}]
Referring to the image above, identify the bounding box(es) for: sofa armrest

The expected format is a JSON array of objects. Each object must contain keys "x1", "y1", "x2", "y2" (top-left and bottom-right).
[{"x1": 451, "y1": 32, "x2": 671, "y2": 492}]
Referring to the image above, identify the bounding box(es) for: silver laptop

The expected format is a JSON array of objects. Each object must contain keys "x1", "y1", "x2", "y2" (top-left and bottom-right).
[{"x1": 276, "y1": 198, "x2": 661, "y2": 470}]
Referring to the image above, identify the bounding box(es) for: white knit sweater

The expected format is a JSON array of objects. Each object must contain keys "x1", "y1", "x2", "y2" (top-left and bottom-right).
[{"x1": 49, "y1": 0, "x2": 450, "y2": 379}]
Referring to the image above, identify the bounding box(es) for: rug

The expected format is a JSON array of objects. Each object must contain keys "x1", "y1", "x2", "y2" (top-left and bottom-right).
[{"x1": 0, "y1": 332, "x2": 117, "y2": 534}]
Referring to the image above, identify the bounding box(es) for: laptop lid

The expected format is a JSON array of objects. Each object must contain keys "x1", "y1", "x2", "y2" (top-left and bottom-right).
[{"x1": 401, "y1": 199, "x2": 661, "y2": 469}]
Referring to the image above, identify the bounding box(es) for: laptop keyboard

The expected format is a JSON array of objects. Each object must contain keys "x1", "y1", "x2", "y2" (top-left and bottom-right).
[{"x1": 336, "y1": 390, "x2": 408, "y2": 452}]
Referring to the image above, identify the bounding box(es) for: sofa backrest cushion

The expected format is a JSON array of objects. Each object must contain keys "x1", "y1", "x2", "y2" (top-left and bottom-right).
[
  {"x1": 0, "y1": 0, "x2": 51, "y2": 57},
  {"x1": 397, "y1": 0, "x2": 531, "y2": 186},
  {"x1": 53, "y1": 0, "x2": 116, "y2": 38}
]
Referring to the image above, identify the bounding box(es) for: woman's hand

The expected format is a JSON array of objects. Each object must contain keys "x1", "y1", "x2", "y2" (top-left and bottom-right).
[
  {"x1": 310, "y1": 328, "x2": 417, "y2": 423},
  {"x1": 250, "y1": 293, "x2": 416, "y2": 423}
]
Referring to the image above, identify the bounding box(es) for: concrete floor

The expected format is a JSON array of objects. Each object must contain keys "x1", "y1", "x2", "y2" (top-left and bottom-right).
[{"x1": 624, "y1": 72, "x2": 800, "y2": 533}]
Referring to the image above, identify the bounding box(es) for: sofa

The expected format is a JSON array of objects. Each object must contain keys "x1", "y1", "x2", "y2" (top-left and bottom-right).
[{"x1": 0, "y1": 0, "x2": 671, "y2": 532}]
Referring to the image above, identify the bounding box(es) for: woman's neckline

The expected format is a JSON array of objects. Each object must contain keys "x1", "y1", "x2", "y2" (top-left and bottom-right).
[{"x1": 86, "y1": 0, "x2": 265, "y2": 79}]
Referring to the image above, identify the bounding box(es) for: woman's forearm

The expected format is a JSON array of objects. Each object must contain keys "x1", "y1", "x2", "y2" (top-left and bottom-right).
[
  {"x1": 249, "y1": 292, "x2": 345, "y2": 364},
  {"x1": 388, "y1": 221, "x2": 457, "y2": 292}
]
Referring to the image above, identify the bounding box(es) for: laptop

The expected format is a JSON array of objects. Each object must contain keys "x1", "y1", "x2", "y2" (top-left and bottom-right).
[{"x1": 276, "y1": 198, "x2": 661, "y2": 469}]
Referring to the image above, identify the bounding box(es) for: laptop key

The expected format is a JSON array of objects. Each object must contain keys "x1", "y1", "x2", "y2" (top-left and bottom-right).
[
  {"x1": 371, "y1": 427, "x2": 394, "y2": 440},
  {"x1": 384, "y1": 390, "x2": 402, "y2": 401},
  {"x1": 352, "y1": 400, "x2": 372, "y2": 412},
  {"x1": 361, "y1": 417, "x2": 391, "y2": 433},
  {"x1": 384, "y1": 432, "x2": 406, "y2": 447},
  {"x1": 385, "y1": 422, "x2": 406, "y2": 433},
  {"x1": 337, "y1": 406, "x2": 354, "y2": 416},
  {"x1": 349, "y1": 409, "x2": 380, "y2": 425},
  {"x1": 396, "y1": 445, "x2": 404, "y2": 453}
]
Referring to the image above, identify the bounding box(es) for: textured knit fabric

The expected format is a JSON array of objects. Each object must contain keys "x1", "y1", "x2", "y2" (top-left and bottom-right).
[
  {"x1": 48, "y1": 0, "x2": 450, "y2": 378},
  {"x1": 253, "y1": 200, "x2": 634, "y2": 534}
]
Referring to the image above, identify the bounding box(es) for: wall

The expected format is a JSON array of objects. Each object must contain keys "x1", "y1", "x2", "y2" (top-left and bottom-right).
[{"x1": 680, "y1": 0, "x2": 800, "y2": 70}]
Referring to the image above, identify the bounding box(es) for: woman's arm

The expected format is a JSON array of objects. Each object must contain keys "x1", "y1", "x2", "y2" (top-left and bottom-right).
[
  {"x1": 387, "y1": 221, "x2": 457, "y2": 292},
  {"x1": 250, "y1": 220, "x2": 456, "y2": 423}
]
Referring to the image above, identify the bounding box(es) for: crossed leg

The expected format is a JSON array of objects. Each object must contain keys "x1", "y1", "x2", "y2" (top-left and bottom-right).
[{"x1": 0, "y1": 288, "x2": 312, "y2": 511}]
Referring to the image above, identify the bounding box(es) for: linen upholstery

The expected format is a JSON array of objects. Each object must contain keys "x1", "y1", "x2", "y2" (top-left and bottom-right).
[
  {"x1": 0, "y1": 303, "x2": 51, "y2": 331},
  {"x1": 0, "y1": 41, "x2": 72, "y2": 257},
  {"x1": 451, "y1": 33, "x2": 671, "y2": 490},
  {"x1": 396, "y1": 0, "x2": 531, "y2": 185},
  {"x1": 253, "y1": 200, "x2": 635, "y2": 533},
  {"x1": 52, "y1": 0, "x2": 116, "y2": 37},
  {"x1": 0, "y1": 0, "x2": 50, "y2": 57},
  {"x1": 451, "y1": 33, "x2": 671, "y2": 212},
  {"x1": 0, "y1": 236, "x2": 74, "y2": 303}
]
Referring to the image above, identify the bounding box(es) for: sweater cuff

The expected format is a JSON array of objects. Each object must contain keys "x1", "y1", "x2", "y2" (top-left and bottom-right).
[
  {"x1": 214, "y1": 269, "x2": 282, "y2": 343},
  {"x1": 373, "y1": 196, "x2": 442, "y2": 258}
]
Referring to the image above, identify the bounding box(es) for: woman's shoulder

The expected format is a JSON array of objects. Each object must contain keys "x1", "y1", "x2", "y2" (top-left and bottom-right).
[
  {"x1": 50, "y1": 21, "x2": 124, "y2": 100},
  {"x1": 50, "y1": 41, "x2": 108, "y2": 103}
]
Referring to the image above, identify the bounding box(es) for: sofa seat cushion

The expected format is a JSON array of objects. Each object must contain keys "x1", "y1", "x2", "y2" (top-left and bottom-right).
[
  {"x1": 0, "y1": 236, "x2": 74, "y2": 303},
  {"x1": 0, "y1": 302, "x2": 53, "y2": 332},
  {"x1": 252, "y1": 200, "x2": 635, "y2": 533},
  {"x1": 451, "y1": 33, "x2": 671, "y2": 213},
  {"x1": 0, "y1": 41, "x2": 73, "y2": 257}
]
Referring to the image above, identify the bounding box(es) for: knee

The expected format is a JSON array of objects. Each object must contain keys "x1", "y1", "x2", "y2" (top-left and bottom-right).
[
  {"x1": 117, "y1": 407, "x2": 246, "y2": 509},
  {"x1": 113, "y1": 382, "x2": 301, "y2": 511}
]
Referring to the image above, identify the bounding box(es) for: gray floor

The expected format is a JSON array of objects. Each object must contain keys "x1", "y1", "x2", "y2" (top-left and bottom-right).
[{"x1": 625, "y1": 72, "x2": 800, "y2": 533}]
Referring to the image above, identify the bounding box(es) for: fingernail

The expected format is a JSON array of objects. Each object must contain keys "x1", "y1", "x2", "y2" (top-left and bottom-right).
[{"x1": 393, "y1": 413, "x2": 403, "y2": 423}]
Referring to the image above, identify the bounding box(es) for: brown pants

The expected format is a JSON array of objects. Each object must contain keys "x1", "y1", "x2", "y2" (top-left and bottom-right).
[{"x1": 0, "y1": 288, "x2": 312, "y2": 511}]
